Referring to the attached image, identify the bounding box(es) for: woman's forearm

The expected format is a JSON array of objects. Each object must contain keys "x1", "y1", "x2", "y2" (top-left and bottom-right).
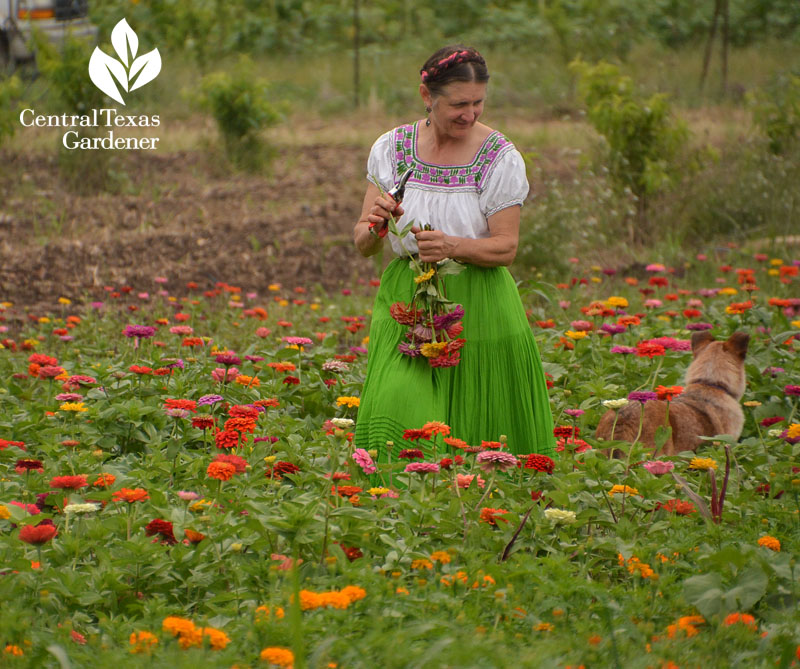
[
  {"x1": 447, "y1": 233, "x2": 517, "y2": 268},
  {"x1": 353, "y1": 220, "x2": 384, "y2": 257}
]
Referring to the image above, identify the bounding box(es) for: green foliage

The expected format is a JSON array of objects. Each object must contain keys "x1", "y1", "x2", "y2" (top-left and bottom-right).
[
  {"x1": 750, "y1": 74, "x2": 800, "y2": 154},
  {"x1": 0, "y1": 246, "x2": 798, "y2": 666},
  {"x1": 0, "y1": 75, "x2": 22, "y2": 147},
  {"x1": 198, "y1": 57, "x2": 283, "y2": 170},
  {"x1": 570, "y1": 59, "x2": 691, "y2": 237},
  {"x1": 34, "y1": 34, "x2": 106, "y2": 114}
]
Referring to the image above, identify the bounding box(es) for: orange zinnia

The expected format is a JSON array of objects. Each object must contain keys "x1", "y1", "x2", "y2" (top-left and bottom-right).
[
  {"x1": 112, "y1": 488, "x2": 149, "y2": 503},
  {"x1": 207, "y1": 461, "x2": 236, "y2": 481}
]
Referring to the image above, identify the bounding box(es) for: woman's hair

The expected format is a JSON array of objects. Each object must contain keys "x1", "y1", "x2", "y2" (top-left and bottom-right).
[{"x1": 419, "y1": 45, "x2": 489, "y2": 97}]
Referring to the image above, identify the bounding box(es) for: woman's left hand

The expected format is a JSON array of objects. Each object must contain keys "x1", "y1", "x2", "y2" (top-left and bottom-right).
[{"x1": 410, "y1": 226, "x2": 456, "y2": 263}]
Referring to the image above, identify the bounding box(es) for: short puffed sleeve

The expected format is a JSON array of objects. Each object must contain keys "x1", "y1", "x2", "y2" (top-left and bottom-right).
[
  {"x1": 366, "y1": 130, "x2": 395, "y2": 192},
  {"x1": 478, "y1": 147, "x2": 530, "y2": 219}
]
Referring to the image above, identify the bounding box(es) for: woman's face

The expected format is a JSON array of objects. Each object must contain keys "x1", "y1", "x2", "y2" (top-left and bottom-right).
[{"x1": 426, "y1": 81, "x2": 487, "y2": 136}]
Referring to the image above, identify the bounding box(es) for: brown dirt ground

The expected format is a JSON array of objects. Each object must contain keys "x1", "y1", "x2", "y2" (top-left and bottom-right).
[{"x1": 0, "y1": 142, "x2": 379, "y2": 313}]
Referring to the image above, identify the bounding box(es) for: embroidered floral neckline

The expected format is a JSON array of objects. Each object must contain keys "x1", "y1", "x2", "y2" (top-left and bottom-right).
[{"x1": 411, "y1": 121, "x2": 499, "y2": 168}]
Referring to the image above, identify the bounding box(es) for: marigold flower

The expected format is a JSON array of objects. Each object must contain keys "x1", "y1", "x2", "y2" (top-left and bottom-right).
[
  {"x1": 113, "y1": 488, "x2": 149, "y2": 503},
  {"x1": 411, "y1": 558, "x2": 433, "y2": 570},
  {"x1": 207, "y1": 461, "x2": 236, "y2": 481},
  {"x1": 723, "y1": 613, "x2": 757, "y2": 628},
  {"x1": 201, "y1": 626, "x2": 230, "y2": 650},
  {"x1": 260, "y1": 647, "x2": 294, "y2": 666},
  {"x1": 129, "y1": 631, "x2": 159, "y2": 654},
  {"x1": 757, "y1": 535, "x2": 781, "y2": 551},
  {"x1": 430, "y1": 550, "x2": 451, "y2": 564},
  {"x1": 255, "y1": 605, "x2": 285, "y2": 621}
]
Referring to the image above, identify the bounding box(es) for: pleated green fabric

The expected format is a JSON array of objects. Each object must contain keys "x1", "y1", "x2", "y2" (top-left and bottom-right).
[{"x1": 354, "y1": 257, "x2": 556, "y2": 458}]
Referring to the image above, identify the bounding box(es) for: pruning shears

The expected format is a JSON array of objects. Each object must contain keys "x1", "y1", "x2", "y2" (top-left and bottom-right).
[{"x1": 369, "y1": 165, "x2": 415, "y2": 238}]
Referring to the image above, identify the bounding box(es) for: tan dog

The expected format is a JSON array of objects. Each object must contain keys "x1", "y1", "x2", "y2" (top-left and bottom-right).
[{"x1": 596, "y1": 331, "x2": 749, "y2": 456}]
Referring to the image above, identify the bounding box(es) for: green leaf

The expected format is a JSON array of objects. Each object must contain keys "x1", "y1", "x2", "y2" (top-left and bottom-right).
[
  {"x1": 654, "y1": 425, "x2": 672, "y2": 449},
  {"x1": 724, "y1": 566, "x2": 768, "y2": 613},
  {"x1": 683, "y1": 572, "x2": 724, "y2": 619}
]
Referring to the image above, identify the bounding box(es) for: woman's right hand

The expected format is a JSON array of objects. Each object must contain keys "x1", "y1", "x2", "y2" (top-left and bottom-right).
[{"x1": 367, "y1": 194, "x2": 405, "y2": 236}]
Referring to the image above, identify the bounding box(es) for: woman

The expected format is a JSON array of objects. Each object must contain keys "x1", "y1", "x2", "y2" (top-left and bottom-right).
[{"x1": 352, "y1": 45, "x2": 555, "y2": 457}]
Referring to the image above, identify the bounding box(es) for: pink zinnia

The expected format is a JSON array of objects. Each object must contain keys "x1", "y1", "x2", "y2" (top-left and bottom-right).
[
  {"x1": 169, "y1": 325, "x2": 193, "y2": 335},
  {"x1": 177, "y1": 491, "x2": 199, "y2": 501},
  {"x1": 283, "y1": 336, "x2": 313, "y2": 346},
  {"x1": 211, "y1": 367, "x2": 239, "y2": 383},
  {"x1": 404, "y1": 462, "x2": 440, "y2": 474},
  {"x1": 642, "y1": 460, "x2": 675, "y2": 475},
  {"x1": 352, "y1": 448, "x2": 377, "y2": 474},
  {"x1": 455, "y1": 474, "x2": 485, "y2": 489},
  {"x1": 255, "y1": 327, "x2": 272, "y2": 338},
  {"x1": 475, "y1": 451, "x2": 517, "y2": 473}
]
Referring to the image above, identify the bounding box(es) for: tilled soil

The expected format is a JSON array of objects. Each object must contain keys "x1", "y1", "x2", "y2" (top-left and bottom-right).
[{"x1": 0, "y1": 143, "x2": 378, "y2": 312}]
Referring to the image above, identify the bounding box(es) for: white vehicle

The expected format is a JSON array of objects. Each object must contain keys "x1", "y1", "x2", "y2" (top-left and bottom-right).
[{"x1": 1, "y1": 0, "x2": 97, "y2": 70}]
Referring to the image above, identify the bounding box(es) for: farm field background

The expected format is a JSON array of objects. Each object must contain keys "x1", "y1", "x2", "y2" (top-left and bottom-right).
[{"x1": 2, "y1": 1, "x2": 800, "y2": 666}]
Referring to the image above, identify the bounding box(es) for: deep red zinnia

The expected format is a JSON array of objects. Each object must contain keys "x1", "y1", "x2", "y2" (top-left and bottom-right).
[{"x1": 49, "y1": 475, "x2": 88, "y2": 489}]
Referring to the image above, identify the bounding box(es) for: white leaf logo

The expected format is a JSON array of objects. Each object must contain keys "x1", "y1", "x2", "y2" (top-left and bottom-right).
[{"x1": 88, "y1": 19, "x2": 161, "y2": 105}]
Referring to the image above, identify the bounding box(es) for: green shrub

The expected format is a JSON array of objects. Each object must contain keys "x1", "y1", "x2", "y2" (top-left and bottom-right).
[
  {"x1": 749, "y1": 74, "x2": 800, "y2": 154},
  {"x1": 570, "y1": 59, "x2": 692, "y2": 240},
  {"x1": 199, "y1": 57, "x2": 283, "y2": 170},
  {"x1": 34, "y1": 34, "x2": 106, "y2": 113},
  {"x1": 0, "y1": 75, "x2": 22, "y2": 147}
]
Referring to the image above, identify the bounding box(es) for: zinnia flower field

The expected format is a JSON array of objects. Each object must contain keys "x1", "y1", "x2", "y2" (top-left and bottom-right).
[{"x1": 0, "y1": 252, "x2": 799, "y2": 668}]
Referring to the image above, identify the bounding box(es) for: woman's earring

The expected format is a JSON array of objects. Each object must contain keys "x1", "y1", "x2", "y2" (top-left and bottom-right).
[{"x1": 425, "y1": 106, "x2": 431, "y2": 127}]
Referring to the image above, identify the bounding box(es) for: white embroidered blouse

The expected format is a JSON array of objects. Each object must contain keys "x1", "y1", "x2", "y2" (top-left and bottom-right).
[{"x1": 366, "y1": 121, "x2": 530, "y2": 257}]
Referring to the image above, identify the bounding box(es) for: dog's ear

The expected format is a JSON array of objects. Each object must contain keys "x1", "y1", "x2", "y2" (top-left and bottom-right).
[
  {"x1": 691, "y1": 331, "x2": 715, "y2": 356},
  {"x1": 723, "y1": 331, "x2": 749, "y2": 359}
]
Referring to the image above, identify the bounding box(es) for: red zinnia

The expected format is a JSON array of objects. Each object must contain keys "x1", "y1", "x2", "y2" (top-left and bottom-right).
[
  {"x1": 283, "y1": 376, "x2": 300, "y2": 385},
  {"x1": 214, "y1": 453, "x2": 248, "y2": 473},
  {"x1": 402, "y1": 429, "x2": 432, "y2": 442},
  {"x1": 145, "y1": 519, "x2": 176, "y2": 544},
  {"x1": 129, "y1": 365, "x2": 153, "y2": 375},
  {"x1": 228, "y1": 405, "x2": 260, "y2": 419},
  {"x1": 657, "y1": 499, "x2": 696, "y2": 515},
  {"x1": 636, "y1": 342, "x2": 666, "y2": 358},
  {"x1": 191, "y1": 416, "x2": 216, "y2": 430},
  {"x1": 223, "y1": 416, "x2": 257, "y2": 434},
  {"x1": 480, "y1": 441, "x2": 503, "y2": 450},
  {"x1": 49, "y1": 475, "x2": 88, "y2": 489},
  {"x1": 163, "y1": 398, "x2": 197, "y2": 413},
  {"x1": 112, "y1": 488, "x2": 149, "y2": 503},
  {"x1": 553, "y1": 426, "x2": 579, "y2": 439},
  {"x1": 398, "y1": 448, "x2": 424, "y2": 460},
  {"x1": 525, "y1": 454, "x2": 555, "y2": 473},
  {"x1": 332, "y1": 485, "x2": 362, "y2": 498},
  {"x1": 15, "y1": 459, "x2": 44, "y2": 474},
  {"x1": 215, "y1": 429, "x2": 241, "y2": 450},
  {"x1": 655, "y1": 385, "x2": 683, "y2": 401},
  {"x1": 19, "y1": 521, "x2": 58, "y2": 545},
  {"x1": 266, "y1": 461, "x2": 300, "y2": 479}
]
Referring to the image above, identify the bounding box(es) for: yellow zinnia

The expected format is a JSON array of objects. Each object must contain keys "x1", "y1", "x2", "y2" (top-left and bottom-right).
[
  {"x1": 368, "y1": 487, "x2": 390, "y2": 496},
  {"x1": 689, "y1": 457, "x2": 717, "y2": 471},
  {"x1": 336, "y1": 396, "x2": 360, "y2": 408},
  {"x1": 564, "y1": 330, "x2": 587, "y2": 340},
  {"x1": 414, "y1": 268, "x2": 436, "y2": 284},
  {"x1": 59, "y1": 402, "x2": 87, "y2": 412},
  {"x1": 0, "y1": 504, "x2": 10, "y2": 520},
  {"x1": 608, "y1": 484, "x2": 640, "y2": 497},
  {"x1": 420, "y1": 341, "x2": 448, "y2": 357},
  {"x1": 607, "y1": 296, "x2": 628, "y2": 308},
  {"x1": 718, "y1": 287, "x2": 738, "y2": 296}
]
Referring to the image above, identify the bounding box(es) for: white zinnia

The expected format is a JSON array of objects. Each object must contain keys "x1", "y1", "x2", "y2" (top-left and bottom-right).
[
  {"x1": 767, "y1": 428, "x2": 784, "y2": 438},
  {"x1": 544, "y1": 508, "x2": 577, "y2": 524},
  {"x1": 331, "y1": 417, "x2": 355, "y2": 429},
  {"x1": 64, "y1": 503, "x2": 100, "y2": 514},
  {"x1": 602, "y1": 398, "x2": 629, "y2": 409}
]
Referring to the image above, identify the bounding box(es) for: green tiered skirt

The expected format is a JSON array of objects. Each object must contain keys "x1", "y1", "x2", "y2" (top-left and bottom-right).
[{"x1": 354, "y1": 257, "x2": 555, "y2": 457}]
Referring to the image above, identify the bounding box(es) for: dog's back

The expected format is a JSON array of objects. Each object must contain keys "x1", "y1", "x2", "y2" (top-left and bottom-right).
[{"x1": 596, "y1": 332, "x2": 748, "y2": 455}]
